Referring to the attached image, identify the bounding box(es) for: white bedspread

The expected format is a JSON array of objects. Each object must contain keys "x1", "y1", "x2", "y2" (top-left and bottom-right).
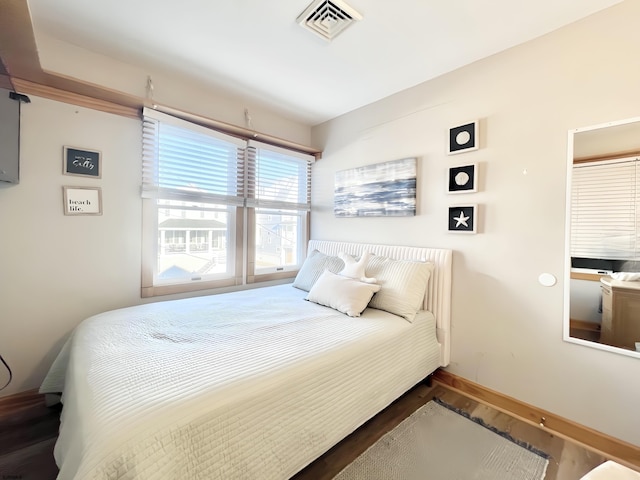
[{"x1": 40, "y1": 284, "x2": 440, "y2": 480}]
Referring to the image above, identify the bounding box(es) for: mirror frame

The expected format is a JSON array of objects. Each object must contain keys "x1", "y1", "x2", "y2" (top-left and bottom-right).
[{"x1": 563, "y1": 115, "x2": 640, "y2": 359}]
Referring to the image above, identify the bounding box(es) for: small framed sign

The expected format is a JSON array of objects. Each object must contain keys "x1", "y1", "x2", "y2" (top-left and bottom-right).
[
  {"x1": 63, "y1": 146, "x2": 102, "y2": 178},
  {"x1": 63, "y1": 186, "x2": 103, "y2": 216},
  {"x1": 448, "y1": 204, "x2": 477, "y2": 234},
  {"x1": 448, "y1": 120, "x2": 479, "y2": 155},
  {"x1": 448, "y1": 163, "x2": 478, "y2": 194}
]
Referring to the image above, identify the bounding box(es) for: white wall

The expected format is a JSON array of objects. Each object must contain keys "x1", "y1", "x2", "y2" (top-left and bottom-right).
[
  {"x1": 34, "y1": 32, "x2": 311, "y2": 145},
  {"x1": 311, "y1": 1, "x2": 640, "y2": 446},
  {"x1": 0, "y1": 98, "x2": 142, "y2": 393},
  {"x1": 0, "y1": 91, "x2": 311, "y2": 396}
]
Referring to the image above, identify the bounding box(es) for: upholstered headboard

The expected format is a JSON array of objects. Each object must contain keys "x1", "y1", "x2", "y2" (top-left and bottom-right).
[{"x1": 307, "y1": 240, "x2": 453, "y2": 367}]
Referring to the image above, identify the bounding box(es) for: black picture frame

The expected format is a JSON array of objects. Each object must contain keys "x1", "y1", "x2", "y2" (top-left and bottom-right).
[
  {"x1": 448, "y1": 163, "x2": 477, "y2": 194},
  {"x1": 63, "y1": 146, "x2": 102, "y2": 178},
  {"x1": 448, "y1": 205, "x2": 477, "y2": 234},
  {"x1": 448, "y1": 120, "x2": 479, "y2": 155}
]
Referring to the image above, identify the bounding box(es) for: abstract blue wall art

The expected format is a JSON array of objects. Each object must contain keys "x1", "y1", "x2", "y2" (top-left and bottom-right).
[{"x1": 334, "y1": 158, "x2": 417, "y2": 217}]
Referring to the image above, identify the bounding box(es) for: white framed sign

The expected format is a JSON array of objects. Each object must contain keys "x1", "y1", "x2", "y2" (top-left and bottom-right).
[{"x1": 63, "y1": 186, "x2": 103, "y2": 216}]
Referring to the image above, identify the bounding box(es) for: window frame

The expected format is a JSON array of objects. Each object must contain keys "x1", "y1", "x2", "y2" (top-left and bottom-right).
[
  {"x1": 246, "y1": 140, "x2": 312, "y2": 282},
  {"x1": 141, "y1": 109, "x2": 313, "y2": 298},
  {"x1": 246, "y1": 208, "x2": 310, "y2": 284}
]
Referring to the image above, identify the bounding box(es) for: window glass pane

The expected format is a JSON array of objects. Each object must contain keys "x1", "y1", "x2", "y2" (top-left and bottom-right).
[
  {"x1": 255, "y1": 209, "x2": 304, "y2": 272},
  {"x1": 156, "y1": 199, "x2": 235, "y2": 283}
]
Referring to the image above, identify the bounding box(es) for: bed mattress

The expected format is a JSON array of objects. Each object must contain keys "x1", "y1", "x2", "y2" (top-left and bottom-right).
[{"x1": 40, "y1": 283, "x2": 440, "y2": 480}]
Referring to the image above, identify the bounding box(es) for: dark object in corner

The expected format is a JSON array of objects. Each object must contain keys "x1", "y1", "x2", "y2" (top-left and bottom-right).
[
  {"x1": 0, "y1": 88, "x2": 29, "y2": 184},
  {"x1": 424, "y1": 374, "x2": 433, "y2": 387},
  {"x1": 9, "y1": 91, "x2": 31, "y2": 103},
  {"x1": 0, "y1": 353, "x2": 12, "y2": 390},
  {"x1": 572, "y1": 257, "x2": 640, "y2": 273}
]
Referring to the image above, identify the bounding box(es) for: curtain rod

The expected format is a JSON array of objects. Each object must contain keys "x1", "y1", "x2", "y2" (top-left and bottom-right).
[{"x1": 148, "y1": 104, "x2": 322, "y2": 159}]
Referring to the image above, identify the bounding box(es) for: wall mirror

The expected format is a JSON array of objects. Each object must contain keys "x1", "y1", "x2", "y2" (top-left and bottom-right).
[{"x1": 565, "y1": 116, "x2": 640, "y2": 358}]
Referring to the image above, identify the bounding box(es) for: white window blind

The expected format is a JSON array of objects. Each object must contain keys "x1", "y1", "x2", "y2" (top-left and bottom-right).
[
  {"x1": 142, "y1": 108, "x2": 246, "y2": 205},
  {"x1": 246, "y1": 140, "x2": 313, "y2": 210},
  {"x1": 571, "y1": 157, "x2": 640, "y2": 260}
]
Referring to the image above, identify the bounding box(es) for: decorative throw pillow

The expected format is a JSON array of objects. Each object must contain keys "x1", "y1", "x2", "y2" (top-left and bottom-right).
[
  {"x1": 293, "y1": 250, "x2": 345, "y2": 292},
  {"x1": 365, "y1": 256, "x2": 433, "y2": 322},
  {"x1": 338, "y1": 251, "x2": 377, "y2": 284},
  {"x1": 306, "y1": 270, "x2": 381, "y2": 317}
]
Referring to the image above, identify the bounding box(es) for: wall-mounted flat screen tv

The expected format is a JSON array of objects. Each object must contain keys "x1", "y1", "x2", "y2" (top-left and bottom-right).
[{"x1": 0, "y1": 88, "x2": 21, "y2": 184}]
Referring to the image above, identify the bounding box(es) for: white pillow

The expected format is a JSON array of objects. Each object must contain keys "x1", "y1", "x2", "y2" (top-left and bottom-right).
[
  {"x1": 339, "y1": 251, "x2": 377, "y2": 283},
  {"x1": 293, "y1": 250, "x2": 345, "y2": 292},
  {"x1": 365, "y1": 256, "x2": 433, "y2": 322},
  {"x1": 306, "y1": 270, "x2": 381, "y2": 317}
]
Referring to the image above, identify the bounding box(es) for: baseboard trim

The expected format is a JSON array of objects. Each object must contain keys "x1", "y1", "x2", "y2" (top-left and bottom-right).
[
  {"x1": 0, "y1": 388, "x2": 43, "y2": 419},
  {"x1": 433, "y1": 370, "x2": 640, "y2": 470}
]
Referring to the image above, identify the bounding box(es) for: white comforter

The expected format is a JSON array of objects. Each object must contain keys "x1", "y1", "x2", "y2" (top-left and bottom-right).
[{"x1": 40, "y1": 284, "x2": 440, "y2": 480}]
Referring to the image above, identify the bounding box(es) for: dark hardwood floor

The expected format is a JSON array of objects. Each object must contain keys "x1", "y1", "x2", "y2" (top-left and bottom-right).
[
  {"x1": 0, "y1": 381, "x2": 610, "y2": 480},
  {"x1": 295, "y1": 382, "x2": 608, "y2": 480},
  {"x1": 0, "y1": 390, "x2": 60, "y2": 480}
]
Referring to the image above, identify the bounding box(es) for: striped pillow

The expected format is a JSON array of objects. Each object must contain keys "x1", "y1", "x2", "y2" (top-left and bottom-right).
[
  {"x1": 365, "y1": 256, "x2": 433, "y2": 322},
  {"x1": 292, "y1": 250, "x2": 345, "y2": 292}
]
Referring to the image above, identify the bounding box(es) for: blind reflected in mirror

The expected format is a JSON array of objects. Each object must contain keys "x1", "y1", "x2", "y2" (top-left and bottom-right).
[{"x1": 565, "y1": 117, "x2": 640, "y2": 358}]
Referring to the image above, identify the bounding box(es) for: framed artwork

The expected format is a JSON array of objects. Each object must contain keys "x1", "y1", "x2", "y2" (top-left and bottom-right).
[
  {"x1": 334, "y1": 158, "x2": 417, "y2": 217},
  {"x1": 448, "y1": 163, "x2": 477, "y2": 194},
  {"x1": 448, "y1": 120, "x2": 479, "y2": 155},
  {"x1": 448, "y1": 204, "x2": 477, "y2": 234},
  {"x1": 63, "y1": 146, "x2": 102, "y2": 178},
  {"x1": 63, "y1": 186, "x2": 103, "y2": 216}
]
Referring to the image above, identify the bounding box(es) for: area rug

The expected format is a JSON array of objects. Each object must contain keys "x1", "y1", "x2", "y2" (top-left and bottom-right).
[{"x1": 333, "y1": 399, "x2": 549, "y2": 480}]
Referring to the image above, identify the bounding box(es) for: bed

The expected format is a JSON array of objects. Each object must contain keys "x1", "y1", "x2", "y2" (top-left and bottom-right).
[{"x1": 40, "y1": 240, "x2": 452, "y2": 480}]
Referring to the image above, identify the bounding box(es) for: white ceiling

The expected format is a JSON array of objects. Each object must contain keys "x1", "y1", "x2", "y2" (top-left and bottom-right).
[{"x1": 27, "y1": 0, "x2": 621, "y2": 126}]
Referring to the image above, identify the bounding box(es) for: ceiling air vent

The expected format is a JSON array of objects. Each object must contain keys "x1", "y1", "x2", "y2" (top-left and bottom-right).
[{"x1": 297, "y1": 0, "x2": 362, "y2": 41}]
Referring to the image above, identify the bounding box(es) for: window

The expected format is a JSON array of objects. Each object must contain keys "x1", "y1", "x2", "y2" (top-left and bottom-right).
[
  {"x1": 571, "y1": 157, "x2": 640, "y2": 265},
  {"x1": 141, "y1": 109, "x2": 313, "y2": 297},
  {"x1": 247, "y1": 142, "x2": 311, "y2": 276}
]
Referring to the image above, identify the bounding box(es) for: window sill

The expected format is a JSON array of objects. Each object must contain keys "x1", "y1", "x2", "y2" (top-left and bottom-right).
[{"x1": 570, "y1": 269, "x2": 612, "y2": 282}]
